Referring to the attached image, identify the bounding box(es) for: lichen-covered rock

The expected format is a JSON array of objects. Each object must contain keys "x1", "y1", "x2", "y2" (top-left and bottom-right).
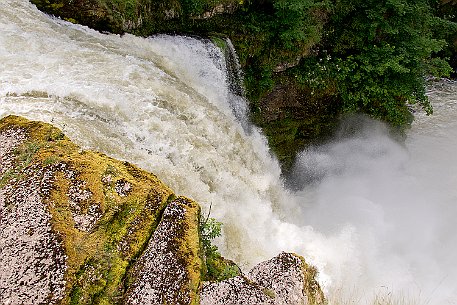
[
  {"x1": 201, "y1": 275, "x2": 275, "y2": 305},
  {"x1": 0, "y1": 127, "x2": 67, "y2": 305},
  {"x1": 0, "y1": 115, "x2": 174, "y2": 304},
  {"x1": 248, "y1": 252, "x2": 326, "y2": 305},
  {"x1": 0, "y1": 115, "x2": 326, "y2": 305},
  {"x1": 0, "y1": 127, "x2": 27, "y2": 174},
  {"x1": 201, "y1": 252, "x2": 326, "y2": 305},
  {"x1": 125, "y1": 196, "x2": 202, "y2": 305}
]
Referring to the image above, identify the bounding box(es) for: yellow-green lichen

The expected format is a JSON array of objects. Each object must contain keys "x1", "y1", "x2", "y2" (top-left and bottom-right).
[
  {"x1": 293, "y1": 253, "x2": 326, "y2": 305},
  {"x1": 0, "y1": 116, "x2": 175, "y2": 304},
  {"x1": 175, "y1": 197, "x2": 203, "y2": 304}
]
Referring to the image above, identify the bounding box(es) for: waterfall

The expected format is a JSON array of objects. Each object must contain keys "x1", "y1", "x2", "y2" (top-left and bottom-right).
[
  {"x1": 1, "y1": 1, "x2": 457, "y2": 304},
  {"x1": 220, "y1": 37, "x2": 251, "y2": 133}
]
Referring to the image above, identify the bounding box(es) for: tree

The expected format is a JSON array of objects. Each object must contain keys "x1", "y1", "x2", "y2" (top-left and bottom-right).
[{"x1": 304, "y1": 0, "x2": 455, "y2": 126}]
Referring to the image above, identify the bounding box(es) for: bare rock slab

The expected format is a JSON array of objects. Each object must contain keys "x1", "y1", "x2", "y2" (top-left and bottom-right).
[
  {"x1": 125, "y1": 196, "x2": 202, "y2": 305},
  {"x1": 201, "y1": 252, "x2": 326, "y2": 305},
  {"x1": 201, "y1": 274, "x2": 275, "y2": 305},
  {"x1": 0, "y1": 122, "x2": 66, "y2": 305}
]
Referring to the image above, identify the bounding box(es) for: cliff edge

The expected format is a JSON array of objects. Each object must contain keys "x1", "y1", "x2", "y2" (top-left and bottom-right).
[{"x1": 0, "y1": 115, "x2": 325, "y2": 304}]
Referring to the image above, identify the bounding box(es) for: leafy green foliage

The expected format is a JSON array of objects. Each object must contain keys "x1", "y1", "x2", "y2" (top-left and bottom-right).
[
  {"x1": 431, "y1": 0, "x2": 457, "y2": 75},
  {"x1": 273, "y1": 0, "x2": 329, "y2": 50},
  {"x1": 201, "y1": 217, "x2": 222, "y2": 251},
  {"x1": 237, "y1": 0, "x2": 456, "y2": 130},
  {"x1": 235, "y1": 0, "x2": 329, "y2": 98},
  {"x1": 181, "y1": 0, "x2": 207, "y2": 15},
  {"x1": 302, "y1": 0, "x2": 455, "y2": 126},
  {"x1": 200, "y1": 218, "x2": 240, "y2": 281}
]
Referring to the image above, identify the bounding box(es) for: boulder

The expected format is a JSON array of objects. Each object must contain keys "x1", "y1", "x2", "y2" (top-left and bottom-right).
[
  {"x1": 125, "y1": 197, "x2": 202, "y2": 305},
  {"x1": 0, "y1": 115, "x2": 174, "y2": 304},
  {"x1": 248, "y1": 252, "x2": 326, "y2": 305},
  {"x1": 201, "y1": 252, "x2": 326, "y2": 305}
]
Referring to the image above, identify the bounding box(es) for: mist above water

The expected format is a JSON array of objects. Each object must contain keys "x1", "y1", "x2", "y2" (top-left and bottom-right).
[
  {"x1": 1, "y1": 1, "x2": 456, "y2": 304},
  {"x1": 289, "y1": 112, "x2": 457, "y2": 303}
]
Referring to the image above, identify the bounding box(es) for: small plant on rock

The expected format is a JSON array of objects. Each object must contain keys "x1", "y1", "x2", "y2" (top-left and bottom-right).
[{"x1": 200, "y1": 217, "x2": 240, "y2": 281}]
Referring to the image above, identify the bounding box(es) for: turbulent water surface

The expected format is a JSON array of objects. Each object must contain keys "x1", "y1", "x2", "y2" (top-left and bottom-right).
[{"x1": 1, "y1": 1, "x2": 456, "y2": 304}]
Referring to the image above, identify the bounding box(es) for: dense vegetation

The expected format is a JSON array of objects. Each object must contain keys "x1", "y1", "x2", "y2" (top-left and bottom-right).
[
  {"x1": 225, "y1": 0, "x2": 457, "y2": 167},
  {"x1": 31, "y1": 0, "x2": 457, "y2": 167},
  {"x1": 305, "y1": 0, "x2": 455, "y2": 126}
]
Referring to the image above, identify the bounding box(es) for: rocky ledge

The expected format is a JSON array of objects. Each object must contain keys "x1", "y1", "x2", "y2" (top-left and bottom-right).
[
  {"x1": 0, "y1": 115, "x2": 325, "y2": 305},
  {"x1": 201, "y1": 252, "x2": 325, "y2": 305}
]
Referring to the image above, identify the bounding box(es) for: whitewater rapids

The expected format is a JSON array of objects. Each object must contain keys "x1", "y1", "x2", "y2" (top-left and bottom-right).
[{"x1": 1, "y1": 1, "x2": 456, "y2": 303}]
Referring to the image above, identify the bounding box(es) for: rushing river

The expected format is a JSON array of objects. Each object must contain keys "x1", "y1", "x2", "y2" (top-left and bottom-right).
[{"x1": 1, "y1": 1, "x2": 456, "y2": 304}]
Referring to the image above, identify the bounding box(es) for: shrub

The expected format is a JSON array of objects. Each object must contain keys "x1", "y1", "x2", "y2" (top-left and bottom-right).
[{"x1": 200, "y1": 217, "x2": 240, "y2": 281}]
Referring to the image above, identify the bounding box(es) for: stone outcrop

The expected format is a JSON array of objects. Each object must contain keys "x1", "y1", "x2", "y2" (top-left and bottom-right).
[
  {"x1": 247, "y1": 252, "x2": 326, "y2": 305},
  {"x1": 126, "y1": 197, "x2": 202, "y2": 305},
  {"x1": 0, "y1": 115, "x2": 175, "y2": 304},
  {"x1": 0, "y1": 124, "x2": 67, "y2": 305},
  {"x1": 0, "y1": 115, "x2": 326, "y2": 304},
  {"x1": 201, "y1": 252, "x2": 326, "y2": 305}
]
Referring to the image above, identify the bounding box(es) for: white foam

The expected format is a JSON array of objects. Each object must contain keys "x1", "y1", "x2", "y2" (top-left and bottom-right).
[{"x1": 1, "y1": 1, "x2": 456, "y2": 303}]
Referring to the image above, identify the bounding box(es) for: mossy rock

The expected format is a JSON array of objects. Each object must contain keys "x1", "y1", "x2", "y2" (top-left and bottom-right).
[
  {"x1": 201, "y1": 252, "x2": 326, "y2": 305},
  {"x1": 125, "y1": 196, "x2": 203, "y2": 305},
  {"x1": 0, "y1": 115, "x2": 326, "y2": 304},
  {"x1": 0, "y1": 115, "x2": 185, "y2": 304}
]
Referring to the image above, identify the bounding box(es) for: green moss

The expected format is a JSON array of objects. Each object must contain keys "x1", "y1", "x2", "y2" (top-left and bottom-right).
[
  {"x1": 69, "y1": 286, "x2": 82, "y2": 305},
  {"x1": 210, "y1": 35, "x2": 228, "y2": 52},
  {"x1": 50, "y1": 2, "x2": 64, "y2": 9},
  {"x1": 174, "y1": 197, "x2": 203, "y2": 304},
  {"x1": 205, "y1": 253, "x2": 240, "y2": 281},
  {"x1": 0, "y1": 116, "x2": 175, "y2": 304},
  {"x1": 0, "y1": 134, "x2": 43, "y2": 187},
  {"x1": 64, "y1": 17, "x2": 78, "y2": 24},
  {"x1": 0, "y1": 169, "x2": 16, "y2": 188},
  {"x1": 294, "y1": 253, "x2": 326, "y2": 305},
  {"x1": 43, "y1": 155, "x2": 59, "y2": 166},
  {"x1": 15, "y1": 142, "x2": 41, "y2": 164}
]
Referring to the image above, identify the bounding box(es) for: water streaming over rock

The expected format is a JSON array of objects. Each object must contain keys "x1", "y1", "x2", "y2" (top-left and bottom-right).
[{"x1": 1, "y1": 1, "x2": 456, "y2": 304}]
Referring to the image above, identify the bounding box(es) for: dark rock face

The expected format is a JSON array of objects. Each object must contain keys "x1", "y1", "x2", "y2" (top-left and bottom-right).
[
  {"x1": 29, "y1": 0, "x2": 241, "y2": 35},
  {"x1": 125, "y1": 197, "x2": 202, "y2": 305},
  {"x1": 252, "y1": 81, "x2": 340, "y2": 169},
  {"x1": 201, "y1": 252, "x2": 326, "y2": 305}
]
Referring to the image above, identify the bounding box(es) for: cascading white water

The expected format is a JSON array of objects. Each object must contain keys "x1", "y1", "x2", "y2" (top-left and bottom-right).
[{"x1": 1, "y1": 1, "x2": 456, "y2": 304}]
